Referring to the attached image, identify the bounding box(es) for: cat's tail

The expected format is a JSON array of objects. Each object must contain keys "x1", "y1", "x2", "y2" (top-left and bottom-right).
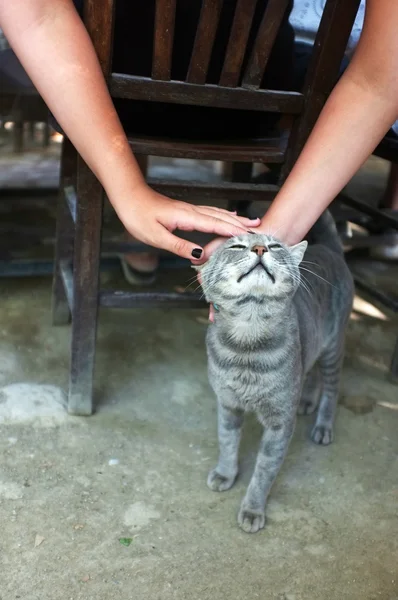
[{"x1": 308, "y1": 210, "x2": 343, "y2": 254}]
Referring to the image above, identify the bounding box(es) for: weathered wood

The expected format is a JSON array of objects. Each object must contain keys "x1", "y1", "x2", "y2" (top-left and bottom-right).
[
  {"x1": 147, "y1": 179, "x2": 279, "y2": 202},
  {"x1": 109, "y1": 74, "x2": 304, "y2": 113},
  {"x1": 338, "y1": 193, "x2": 398, "y2": 231},
  {"x1": 84, "y1": 0, "x2": 116, "y2": 74},
  {"x1": 187, "y1": 0, "x2": 223, "y2": 84},
  {"x1": 64, "y1": 185, "x2": 77, "y2": 223},
  {"x1": 128, "y1": 134, "x2": 286, "y2": 163},
  {"x1": 52, "y1": 137, "x2": 76, "y2": 326},
  {"x1": 68, "y1": 157, "x2": 103, "y2": 416},
  {"x1": 219, "y1": 0, "x2": 257, "y2": 88},
  {"x1": 100, "y1": 290, "x2": 206, "y2": 309},
  {"x1": 242, "y1": 0, "x2": 290, "y2": 89},
  {"x1": 152, "y1": 0, "x2": 176, "y2": 80},
  {"x1": 282, "y1": 0, "x2": 361, "y2": 178},
  {"x1": 353, "y1": 277, "x2": 398, "y2": 313},
  {"x1": 60, "y1": 260, "x2": 74, "y2": 313}
]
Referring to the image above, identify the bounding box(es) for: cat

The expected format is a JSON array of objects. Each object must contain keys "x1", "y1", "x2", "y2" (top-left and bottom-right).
[{"x1": 196, "y1": 212, "x2": 354, "y2": 533}]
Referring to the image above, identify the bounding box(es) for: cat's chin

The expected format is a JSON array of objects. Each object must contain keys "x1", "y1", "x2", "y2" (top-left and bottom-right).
[{"x1": 237, "y1": 262, "x2": 275, "y2": 284}]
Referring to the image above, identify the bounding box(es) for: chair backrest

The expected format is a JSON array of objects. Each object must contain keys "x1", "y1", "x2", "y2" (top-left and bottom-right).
[{"x1": 83, "y1": 0, "x2": 361, "y2": 173}]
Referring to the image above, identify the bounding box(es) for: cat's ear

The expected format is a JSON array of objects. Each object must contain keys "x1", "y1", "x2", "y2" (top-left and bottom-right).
[{"x1": 290, "y1": 241, "x2": 308, "y2": 266}]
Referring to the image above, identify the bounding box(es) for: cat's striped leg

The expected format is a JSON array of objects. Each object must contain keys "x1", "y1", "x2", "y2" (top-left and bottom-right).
[
  {"x1": 311, "y1": 345, "x2": 344, "y2": 445},
  {"x1": 207, "y1": 402, "x2": 244, "y2": 493},
  {"x1": 238, "y1": 415, "x2": 295, "y2": 533}
]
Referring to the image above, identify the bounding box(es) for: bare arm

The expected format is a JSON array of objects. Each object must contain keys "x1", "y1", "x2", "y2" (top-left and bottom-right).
[
  {"x1": 259, "y1": 0, "x2": 398, "y2": 244},
  {"x1": 0, "y1": 0, "x2": 259, "y2": 259}
]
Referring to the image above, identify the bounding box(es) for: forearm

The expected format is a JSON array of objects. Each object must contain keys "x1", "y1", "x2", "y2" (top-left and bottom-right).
[
  {"x1": 0, "y1": 0, "x2": 144, "y2": 210},
  {"x1": 260, "y1": 0, "x2": 398, "y2": 245},
  {"x1": 261, "y1": 78, "x2": 396, "y2": 244}
]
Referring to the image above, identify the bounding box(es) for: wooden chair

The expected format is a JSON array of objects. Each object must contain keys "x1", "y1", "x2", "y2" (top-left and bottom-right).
[{"x1": 53, "y1": 0, "x2": 361, "y2": 415}]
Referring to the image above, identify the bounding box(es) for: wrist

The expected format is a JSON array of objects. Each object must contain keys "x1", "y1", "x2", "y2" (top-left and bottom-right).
[{"x1": 99, "y1": 152, "x2": 147, "y2": 211}]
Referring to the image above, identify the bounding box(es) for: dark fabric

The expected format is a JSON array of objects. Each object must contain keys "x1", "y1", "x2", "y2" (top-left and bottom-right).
[
  {"x1": 70, "y1": 0, "x2": 294, "y2": 140},
  {"x1": 292, "y1": 41, "x2": 349, "y2": 92}
]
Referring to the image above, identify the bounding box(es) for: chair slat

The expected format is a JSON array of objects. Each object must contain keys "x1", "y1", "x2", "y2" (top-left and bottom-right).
[
  {"x1": 84, "y1": 0, "x2": 116, "y2": 75},
  {"x1": 186, "y1": 0, "x2": 223, "y2": 84},
  {"x1": 152, "y1": 0, "x2": 176, "y2": 80},
  {"x1": 110, "y1": 74, "x2": 304, "y2": 114},
  {"x1": 219, "y1": 0, "x2": 257, "y2": 88},
  {"x1": 242, "y1": 0, "x2": 290, "y2": 90},
  {"x1": 127, "y1": 133, "x2": 287, "y2": 163}
]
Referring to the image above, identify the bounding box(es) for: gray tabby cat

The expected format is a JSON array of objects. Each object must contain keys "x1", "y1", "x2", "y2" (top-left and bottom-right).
[{"x1": 196, "y1": 212, "x2": 353, "y2": 533}]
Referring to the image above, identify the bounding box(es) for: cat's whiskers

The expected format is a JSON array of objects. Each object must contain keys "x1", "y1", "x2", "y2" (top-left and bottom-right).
[
  {"x1": 276, "y1": 264, "x2": 313, "y2": 298},
  {"x1": 299, "y1": 266, "x2": 337, "y2": 289}
]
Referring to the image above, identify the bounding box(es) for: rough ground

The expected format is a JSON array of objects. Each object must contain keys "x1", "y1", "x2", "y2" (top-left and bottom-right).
[{"x1": 0, "y1": 268, "x2": 397, "y2": 600}]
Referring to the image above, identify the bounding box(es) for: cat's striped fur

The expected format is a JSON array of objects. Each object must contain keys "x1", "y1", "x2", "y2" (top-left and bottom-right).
[{"x1": 198, "y1": 212, "x2": 354, "y2": 533}]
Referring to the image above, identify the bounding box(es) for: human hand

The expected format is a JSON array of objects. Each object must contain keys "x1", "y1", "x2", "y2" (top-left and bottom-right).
[{"x1": 113, "y1": 183, "x2": 260, "y2": 260}]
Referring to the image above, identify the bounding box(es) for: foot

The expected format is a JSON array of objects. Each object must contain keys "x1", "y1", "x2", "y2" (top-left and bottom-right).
[
  {"x1": 238, "y1": 507, "x2": 266, "y2": 533},
  {"x1": 120, "y1": 252, "x2": 159, "y2": 285},
  {"x1": 207, "y1": 468, "x2": 237, "y2": 492},
  {"x1": 311, "y1": 424, "x2": 334, "y2": 445}
]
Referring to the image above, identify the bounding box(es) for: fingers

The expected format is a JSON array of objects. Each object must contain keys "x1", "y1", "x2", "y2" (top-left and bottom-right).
[
  {"x1": 195, "y1": 206, "x2": 260, "y2": 230},
  {"x1": 197, "y1": 205, "x2": 260, "y2": 228},
  {"x1": 175, "y1": 210, "x2": 252, "y2": 239},
  {"x1": 156, "y1": 227, "x2": 204, "y2": 260}
]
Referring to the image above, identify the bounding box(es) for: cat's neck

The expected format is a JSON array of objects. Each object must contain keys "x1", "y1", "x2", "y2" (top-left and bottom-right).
[{"x1": 213, "y1": 300, "x2": 295, "y2": 346}]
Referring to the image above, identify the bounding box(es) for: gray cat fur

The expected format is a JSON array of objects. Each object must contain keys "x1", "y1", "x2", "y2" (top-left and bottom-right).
[{"x1": 197, "y1": 211, "x2": 354, "y2": 533}]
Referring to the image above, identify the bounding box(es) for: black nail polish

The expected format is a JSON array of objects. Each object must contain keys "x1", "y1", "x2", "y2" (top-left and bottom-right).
[
  {"x1": 191, "y1": 248, "x2": 203, "y2": 259},
  {"x1": 248, "y1": 230, "x2": 256, "y2": 235}
]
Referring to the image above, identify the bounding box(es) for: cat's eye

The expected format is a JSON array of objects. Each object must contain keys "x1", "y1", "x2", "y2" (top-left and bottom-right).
[
  {"x1": 268, "y1": 243, "x2": 282, "y2": 250},
  {"x1": 228, "y1": 244, "x2": 247, "y2": 250}
]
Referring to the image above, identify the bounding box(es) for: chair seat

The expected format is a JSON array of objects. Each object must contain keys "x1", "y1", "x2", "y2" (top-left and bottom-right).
[{"x1": 127, "y1": 133, "x2": 288, "y2": 163}]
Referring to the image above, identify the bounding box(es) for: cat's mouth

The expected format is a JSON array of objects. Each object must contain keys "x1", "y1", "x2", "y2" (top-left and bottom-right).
[{"x1": 237, "y1": 261, "x2": 275, "y2": 284}]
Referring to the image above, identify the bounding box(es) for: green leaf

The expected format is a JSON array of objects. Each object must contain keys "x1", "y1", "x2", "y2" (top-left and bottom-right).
[{"x1": 119, "y1": 537, "x2": 133, "y2": 547}]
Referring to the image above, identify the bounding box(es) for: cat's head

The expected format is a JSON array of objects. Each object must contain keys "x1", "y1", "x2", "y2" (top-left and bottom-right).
[{"x1": 196, "y1": 233, "x2": 307, "y2": 307}]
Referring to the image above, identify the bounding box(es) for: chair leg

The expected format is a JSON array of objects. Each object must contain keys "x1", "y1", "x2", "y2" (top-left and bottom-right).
[
  {"x1": 52, "y1": 137, "x2": 76, "y2": 326},
  {"x1": 390, "y1": 336, "x2": 398, "y2": 382},
  {"x1": 68, "y1": 156, "x2": 103, "y2": 416}
]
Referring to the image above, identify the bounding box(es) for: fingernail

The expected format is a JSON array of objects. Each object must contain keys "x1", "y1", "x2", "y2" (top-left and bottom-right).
[
  {"x1": 191, "y1": 248, "x2": 203, "y2": 259},
  {"x1": 248, "y1": 230, "x2": 256, "y2": 235}
]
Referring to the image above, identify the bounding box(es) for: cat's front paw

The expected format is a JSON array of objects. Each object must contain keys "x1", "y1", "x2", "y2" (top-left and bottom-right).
[
  {"x1": 207, "y1": 468, "x2": 237, "y2": 492},
  {"x1": 238, "y1": 507, "x2": 266, "y2": 533},
  {"x1": 311, "y1": 424, "x2": 334, "y2": 445}
]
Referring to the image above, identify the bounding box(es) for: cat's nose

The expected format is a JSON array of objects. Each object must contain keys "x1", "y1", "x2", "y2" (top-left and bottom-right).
[{"x1": 251, "y1": 245, "x2": 268, "y2": 256}]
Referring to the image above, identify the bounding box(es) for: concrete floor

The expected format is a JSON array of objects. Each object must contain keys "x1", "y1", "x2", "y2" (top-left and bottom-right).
[{"x1": 0, "y1": 157, "x2": 398, "y2": 599}]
